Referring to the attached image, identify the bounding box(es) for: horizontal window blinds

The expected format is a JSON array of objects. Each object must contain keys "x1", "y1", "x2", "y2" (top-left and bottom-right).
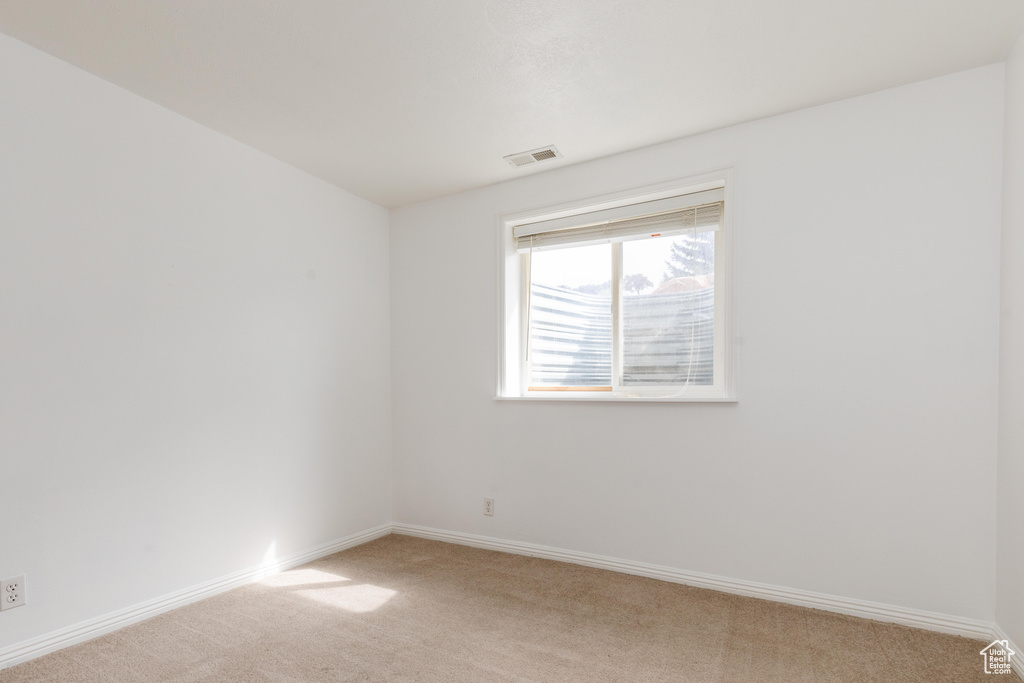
[{"x1": 514, "y1": 188, "x2": 723, "y2": 253}]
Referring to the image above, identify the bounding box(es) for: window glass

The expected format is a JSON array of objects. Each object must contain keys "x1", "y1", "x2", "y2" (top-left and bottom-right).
[
  {"x1": 621, "y1": 232, "x2": 714, "y2": 386},
  {"x1": 529, "y1": 243, "x2": 612, "y2": 388}
]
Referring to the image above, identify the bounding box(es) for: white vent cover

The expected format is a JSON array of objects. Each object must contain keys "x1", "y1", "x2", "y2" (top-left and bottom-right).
[{"x1": 503, "y1": 145, "x2": 563, "y2": 168}]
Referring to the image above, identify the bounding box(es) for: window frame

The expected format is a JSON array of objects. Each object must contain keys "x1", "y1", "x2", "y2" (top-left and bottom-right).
[{"x1": 497, "y1": 170, "x2": 737, "y2": 402}]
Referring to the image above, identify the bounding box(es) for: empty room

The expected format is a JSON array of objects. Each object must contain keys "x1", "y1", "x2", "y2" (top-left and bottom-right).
[{"x1": 1, "y1": 1, "x2": 1023, "y2": 681}]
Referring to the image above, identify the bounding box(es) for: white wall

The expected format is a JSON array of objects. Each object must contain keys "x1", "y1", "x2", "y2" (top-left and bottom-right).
[
  {"x1": 998, "y1": 31, "x2": 1024, "y2": 648},
  {"x1": 391, "y1": 65, "x2": 1004, "y2": 621},
  {"x1": 0, "y1": 33, "x2": 391, "y2": 651}
]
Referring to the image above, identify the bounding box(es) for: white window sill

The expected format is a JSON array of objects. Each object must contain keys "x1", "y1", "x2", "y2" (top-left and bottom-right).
[{"x1": 494, "y1": 395, "x2": 738, "y2": 403}]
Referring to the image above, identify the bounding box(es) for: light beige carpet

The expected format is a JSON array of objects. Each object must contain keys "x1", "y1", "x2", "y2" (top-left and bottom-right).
[{"x1": 0, "y1": 534, "x2": 1013, "y2": 682}]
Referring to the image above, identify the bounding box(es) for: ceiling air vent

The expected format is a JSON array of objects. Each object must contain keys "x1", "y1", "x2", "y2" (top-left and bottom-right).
[{"x1": 503, "y1": 145, "x2": 562, "y2": 168}]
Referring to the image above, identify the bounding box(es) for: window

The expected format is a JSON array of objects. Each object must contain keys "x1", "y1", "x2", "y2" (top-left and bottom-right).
[{"x1": 499, "y1": 176, "x2": 734, "y2": 401}]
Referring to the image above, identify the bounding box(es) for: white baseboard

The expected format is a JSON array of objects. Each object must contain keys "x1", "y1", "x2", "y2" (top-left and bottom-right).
[
  {"x1": 392, "y1": 523, "x2": 997, "y2": 642},
  {"x1": 0, "y1": 523, "x2": 391, "y2": 672},
  {"x1": 992, "y1": 625, "x2": 1024, "y2": 679}
]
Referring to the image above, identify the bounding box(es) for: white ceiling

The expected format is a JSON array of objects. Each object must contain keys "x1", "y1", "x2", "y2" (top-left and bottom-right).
[{"x1": 1, "y1": 1, "x2": 1022, "y2": 208}]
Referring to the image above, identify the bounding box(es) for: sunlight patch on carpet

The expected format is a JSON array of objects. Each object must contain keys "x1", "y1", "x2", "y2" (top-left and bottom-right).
[
  {"x1": 259, "y1": 568, "x2": 349, "y2": 588},
  {"x1": 294, "y1": 583, "x2": 396, "y2": 613}
]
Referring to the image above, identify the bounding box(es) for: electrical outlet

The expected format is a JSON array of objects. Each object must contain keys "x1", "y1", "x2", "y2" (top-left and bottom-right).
[
  {"x1": 483, "y1": 498, "x2": 494, "y2": 516},
  {"x1": 1, "y1": 576, "x2": 26, "y2": 611}
]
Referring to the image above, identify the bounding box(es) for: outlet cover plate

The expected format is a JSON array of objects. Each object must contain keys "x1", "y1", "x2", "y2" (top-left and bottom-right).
[{"x1": 1, "y1": 575, "x2": 26, "y2": 611}]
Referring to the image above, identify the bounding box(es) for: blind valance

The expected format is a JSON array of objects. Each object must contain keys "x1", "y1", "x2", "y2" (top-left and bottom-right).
[{"x1": 513, "y1": 188, "x2": 723, "y2": 253}]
